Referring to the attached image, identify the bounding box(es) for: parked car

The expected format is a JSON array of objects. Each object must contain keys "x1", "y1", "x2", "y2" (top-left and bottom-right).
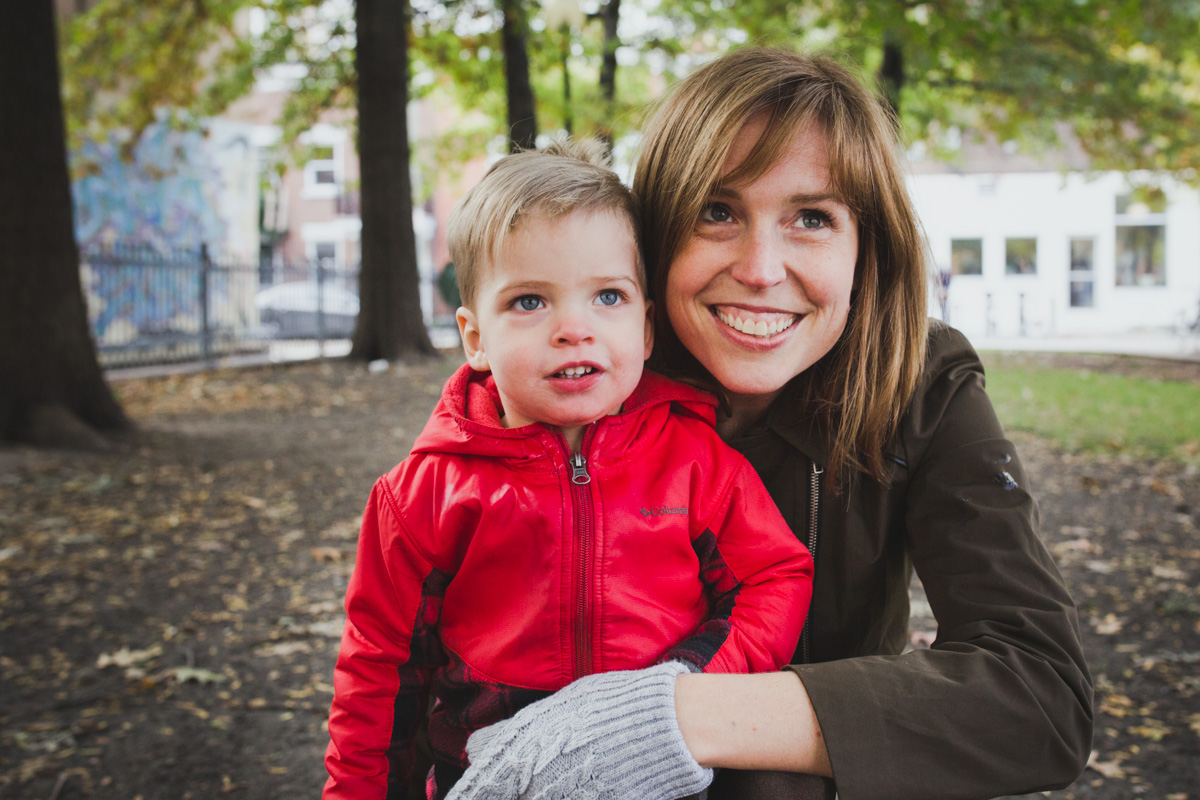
[{"x1": 254, "y1": 281, "x2": 360, "y2": 339}]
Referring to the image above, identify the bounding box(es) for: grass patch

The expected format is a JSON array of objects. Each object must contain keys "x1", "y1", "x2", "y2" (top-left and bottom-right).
[{"x1": 981, "y1": 358, "x2": 1200, "y2": 462}]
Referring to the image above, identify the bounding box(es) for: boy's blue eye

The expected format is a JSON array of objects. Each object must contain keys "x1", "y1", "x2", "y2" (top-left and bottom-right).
[
  {"x1": 515, "y1": 295, "x2": 543, "y2": 311},
  {"x1": 596, "y1": 289, "x2": 623, "y2": 306}
]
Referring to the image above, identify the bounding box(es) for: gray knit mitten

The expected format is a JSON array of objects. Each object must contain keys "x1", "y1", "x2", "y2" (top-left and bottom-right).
[{"x1": 446, "y1": 661, "x2": 712, "y2": 800}]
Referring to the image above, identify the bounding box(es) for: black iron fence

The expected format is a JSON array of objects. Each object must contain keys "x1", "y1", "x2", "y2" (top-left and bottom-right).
[{"x1": 81, "y1": 244, "x2": 361, "y2": 369}]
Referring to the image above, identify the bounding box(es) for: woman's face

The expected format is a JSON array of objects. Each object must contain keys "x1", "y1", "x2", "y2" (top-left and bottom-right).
[{"x1": 665, "y1": 117, "x2": 858, "y2": 410}]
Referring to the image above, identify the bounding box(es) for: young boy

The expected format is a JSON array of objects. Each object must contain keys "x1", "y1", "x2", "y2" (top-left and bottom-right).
[{"x1": 323, "y1": 141, "x2": 813, "y2": 800}]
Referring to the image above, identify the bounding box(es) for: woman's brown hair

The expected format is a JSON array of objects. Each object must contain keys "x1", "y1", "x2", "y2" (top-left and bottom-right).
[{"x1": 634, "y1": 48, "x2": 928, "y2": 484}]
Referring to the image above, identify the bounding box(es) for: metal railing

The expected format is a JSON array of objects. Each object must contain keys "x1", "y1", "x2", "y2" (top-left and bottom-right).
[{"x1": 81, "y1": 244, "x2": 361, "y2": 369}]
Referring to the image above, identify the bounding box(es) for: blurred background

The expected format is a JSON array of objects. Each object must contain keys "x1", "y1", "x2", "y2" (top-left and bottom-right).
[
  {"x1": 28, "y1": 0, "x2": 1200, "y2": 373},
  {"x1": 2, "y1": 3, "x2": 1200, "y2": 798}
]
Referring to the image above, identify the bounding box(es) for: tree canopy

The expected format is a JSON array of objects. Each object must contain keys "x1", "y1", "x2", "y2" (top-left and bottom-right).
[
  {"x1": 60, "y1": 0, "x2": 1200, "y2": 183},
  {"x1": 668, "y1": 0, "x2": 1200, "y2": 176}
]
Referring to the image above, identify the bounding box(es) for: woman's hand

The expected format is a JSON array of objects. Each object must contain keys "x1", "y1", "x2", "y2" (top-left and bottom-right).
[{"x1": 445, "y1": 662, "x2": 712, "y2": 800}]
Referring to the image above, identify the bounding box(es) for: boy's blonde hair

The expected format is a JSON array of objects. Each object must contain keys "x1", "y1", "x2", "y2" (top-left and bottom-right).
[{"x1": 448, "y1": 139, "x2": 643, "y2": 309}]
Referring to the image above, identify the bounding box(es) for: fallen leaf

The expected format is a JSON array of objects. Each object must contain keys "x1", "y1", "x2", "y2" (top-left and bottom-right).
[
  {"x1": 293, "y1": 618, "x2": 344, "y2": 638},
  {"x1": 1052, "y1": 538, "x2": 1095, "y2": 556},
  {"x1": 223, "y1": 594, "x2": 249, "y2": 612},
  {"x1": 1086, "y1": 750, "x2": 1125, "y2": 779},
  {"x1": 322, "y1": 518, "x2": 361, "y2": 540},
  {"x1": 310, "y1": 546, "x2": 344, "y2": 562},
  {"x1": 169, "y1": 667, "x2": 227, "y2": 685},
  {"x1": 235, "y1": 493, "x2": 267, "y2": 510},
  {"x1": 1093, "y1": 614, "x2": 1124, "y2": 635},
  {"x1": 1129, "y1": 720, "x2": 1170, "y2": 741},
  {"x1": 1151, "y1": 564, "x2": 1188, "y2": 580},
  {"x1": 255, "y1": 641, "x2": 312, "y2": 658},
  {"x1": 15, "y1": 753, "x2": 56, "y2": 782},
  {"x1": 1099, "y1": 694, "x2": 1134, "y2": 718},
  {"x1": 97, "y1": 645, "x2": 163, "y2": 669}
]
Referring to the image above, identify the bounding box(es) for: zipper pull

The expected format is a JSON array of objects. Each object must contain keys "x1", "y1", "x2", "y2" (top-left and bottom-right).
[{"x1": 570, "y1": 453, "x2": 591, "y2": 485}]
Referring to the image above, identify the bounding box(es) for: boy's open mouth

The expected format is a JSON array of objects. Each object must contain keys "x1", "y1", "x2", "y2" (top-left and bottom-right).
[{"x1": 552, "y1": 365, "x2": 597, "y2": 379}]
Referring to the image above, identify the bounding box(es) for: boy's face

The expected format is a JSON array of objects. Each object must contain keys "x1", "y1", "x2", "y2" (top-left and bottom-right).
[{"x1": 457, "y1": 209, "x2": 652, "y2": 440}]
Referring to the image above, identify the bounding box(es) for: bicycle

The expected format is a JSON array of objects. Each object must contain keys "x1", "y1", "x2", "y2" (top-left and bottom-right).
[{"x1": 1177, "y1": 297, "x2": 1200, "y2": 352}]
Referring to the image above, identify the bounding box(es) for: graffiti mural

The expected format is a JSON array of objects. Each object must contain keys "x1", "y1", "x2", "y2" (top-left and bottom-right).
[
  {"x1": 72, "y1": 120, "x2": 260, "y2": 350},
  {"x1": 73, "y1": 125, "x2": 226, "y2": 251}
]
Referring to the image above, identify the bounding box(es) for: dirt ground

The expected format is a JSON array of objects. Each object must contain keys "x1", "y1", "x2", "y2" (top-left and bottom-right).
[{"x1": 1, "y1": 352, "x2": 1197, "y2": 799}]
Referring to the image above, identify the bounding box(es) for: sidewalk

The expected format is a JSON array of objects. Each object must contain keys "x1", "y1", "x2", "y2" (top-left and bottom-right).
[
  {"x1": 966, "y1": 329, "x2": 1200, "y2": 362},
  {"x1": 106, "y1": 327, "x2": 1198, "y2": 382},
  {"x1": 106, "y1": 327, "x2": 463, "y2": 381}
]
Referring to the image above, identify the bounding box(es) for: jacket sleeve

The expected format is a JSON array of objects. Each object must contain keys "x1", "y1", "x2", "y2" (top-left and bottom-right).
[
  {"x1": 792, "y1": 325, "x2": 1094, "y2": 800},
  {"x1": 664, "y1": 454, "x2": 813, "y2": 675},
  {"x1": 324, "y1": 475, "x2": 446, "y2": 800}
]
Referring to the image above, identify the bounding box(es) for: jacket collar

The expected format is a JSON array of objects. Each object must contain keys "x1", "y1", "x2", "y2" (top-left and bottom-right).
[
  {"x1": 410, "y1": 363, "x2": 717, "y2": 458},
  {"x1": 750, "y1": 380, "x2": 831, "y2": 467}
]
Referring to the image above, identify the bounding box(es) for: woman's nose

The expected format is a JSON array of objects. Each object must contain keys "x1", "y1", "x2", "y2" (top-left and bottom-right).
[{"x1": 730, "y1": 228, "x2": 787, "y2": 289}]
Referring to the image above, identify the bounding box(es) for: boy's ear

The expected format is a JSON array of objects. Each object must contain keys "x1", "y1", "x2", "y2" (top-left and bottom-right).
[
  {"x1": 456, "y1": 307, "x2": 490, "y2": 372},
  {"x1": 643, "y1": 300, "x2": 655, "y2": 361}
]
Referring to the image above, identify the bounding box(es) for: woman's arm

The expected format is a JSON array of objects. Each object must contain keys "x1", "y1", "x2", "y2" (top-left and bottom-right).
[
  {"x1": 781, "y1": 325, "x2": 1093, "y2": 799},
  {"x1": 447, "y1": 665, "x2": 832, "y2": 800},
  {"x1": 675, "y1": 670, "x2": 832, "y2": 776}
]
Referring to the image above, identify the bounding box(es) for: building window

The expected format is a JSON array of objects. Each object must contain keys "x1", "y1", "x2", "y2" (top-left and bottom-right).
[
  {"x1": 950, "y1": 239, "x2": 983, "y2": 276},
  {"x1": 314, "y1": 242, "x2": 337, "y2": 266},
  {"x1": 1114, "y1": 192, "x2": 1166, "y2": 287},
  {"x1": 1114, "y1": 191, "x2": 1166, "y2": 286},
  {"x1": 1069, "y1": 238, "x2": 1095, "y2": 308},
  {"x1": 311, "y1": 147, "x2": 336, "y2": 184},
  {"x1": 303, "y1": 144, "x2": 340, "y2": 198},
  {"x1": 1005, "y1": 238, "x2": 1037, "y2": 275}
]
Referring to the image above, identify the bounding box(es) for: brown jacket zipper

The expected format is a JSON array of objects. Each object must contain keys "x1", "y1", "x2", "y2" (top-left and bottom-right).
[{"x1": 799, "y1": 458, "x2": 823, "y2": 664}]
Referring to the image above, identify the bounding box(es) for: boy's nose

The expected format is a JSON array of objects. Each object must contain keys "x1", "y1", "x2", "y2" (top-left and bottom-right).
[{"x1": 553, "y1": 312, "x2": 594, "y2": 345}]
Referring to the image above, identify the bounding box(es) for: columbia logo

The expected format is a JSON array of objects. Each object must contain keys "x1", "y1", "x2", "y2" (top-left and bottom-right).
[{"x1": 639, "y1": 505, "x2": 688, "y2": 518}]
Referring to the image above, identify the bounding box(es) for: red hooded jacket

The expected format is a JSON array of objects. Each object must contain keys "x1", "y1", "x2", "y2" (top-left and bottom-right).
[{"x1": 324, "y1": 365, "x2": 812, "y2": 799}]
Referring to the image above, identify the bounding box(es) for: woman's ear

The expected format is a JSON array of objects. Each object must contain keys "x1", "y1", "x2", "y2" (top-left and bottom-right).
[
  {"x1": 456, "y1": 307, "x2": 490, "y2": 372},
  {"x1": 643, "y1": 300, "x2": 655, "y2": 361}
]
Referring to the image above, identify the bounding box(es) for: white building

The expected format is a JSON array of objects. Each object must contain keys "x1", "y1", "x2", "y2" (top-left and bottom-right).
[{"x1": 908, "y1": 145, "x2": 1200, "y2": 340}]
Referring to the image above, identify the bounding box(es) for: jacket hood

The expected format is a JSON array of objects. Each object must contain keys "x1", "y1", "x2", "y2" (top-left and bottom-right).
[{"x1": 410, "y1": 363, "x2": 717, "y2": 459}]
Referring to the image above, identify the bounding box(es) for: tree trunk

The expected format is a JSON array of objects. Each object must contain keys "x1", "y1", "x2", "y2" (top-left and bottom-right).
[
  {"x1": 502, "y1": 0, "x2": 537, "y2": 152},
  {"x1": 0, "y1": 0, "x2": 129, "y2": 447},
  {"x1": 596, "y1": 0, "x2": 621, "y2": 147},
  {"x1": 560, "y1": 26, "x2": 572, "y2": 136},
  {"x1": 879, "y1": 36, "x2": 904, "y2": 122},
  {"x1": 349, "y1": 0, "x2": 435, "y2": 362}
]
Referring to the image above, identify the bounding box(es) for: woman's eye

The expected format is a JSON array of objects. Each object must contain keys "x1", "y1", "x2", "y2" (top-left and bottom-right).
[
  {"x1": 699, "y1": 203, "x2": 733, "y2": 223},
  {"x1": 798, "y1": 211, "x2": 832, "y2": 230},
  {"x1": 596, "y1": 289, "x2": 624, "y2": 307},
  {"x1": 514, "y1": 295, "x2": 544, "y2": 311}
]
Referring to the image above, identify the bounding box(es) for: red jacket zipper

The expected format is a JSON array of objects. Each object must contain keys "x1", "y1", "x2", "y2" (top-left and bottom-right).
[{"x1": 564, "y1": 427, "x2": 596, "y2": 681}]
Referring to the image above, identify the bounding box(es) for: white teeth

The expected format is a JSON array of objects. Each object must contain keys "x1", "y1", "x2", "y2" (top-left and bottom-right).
[
  {"x1": 556, "y1": 366, "x2": 595, "y2": 378},
  {"x1": 716, "y1": 310, "x2": 798, "y2": 337}
]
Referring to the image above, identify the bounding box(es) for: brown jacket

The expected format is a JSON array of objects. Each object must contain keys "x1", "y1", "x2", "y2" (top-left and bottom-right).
[{"x1": 727, "y1": 321, "x2": 1093, "y2": 800}]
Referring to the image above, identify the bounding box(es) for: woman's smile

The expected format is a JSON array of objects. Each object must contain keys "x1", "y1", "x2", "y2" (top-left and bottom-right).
[{"x1": 713, "y1": 306, "x2": 801, "y2": 339}]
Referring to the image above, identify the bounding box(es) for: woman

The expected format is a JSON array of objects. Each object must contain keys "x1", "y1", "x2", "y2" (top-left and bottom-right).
[{"x1": 449, "y1": 48, "x2": 1093, "y2": 800}]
